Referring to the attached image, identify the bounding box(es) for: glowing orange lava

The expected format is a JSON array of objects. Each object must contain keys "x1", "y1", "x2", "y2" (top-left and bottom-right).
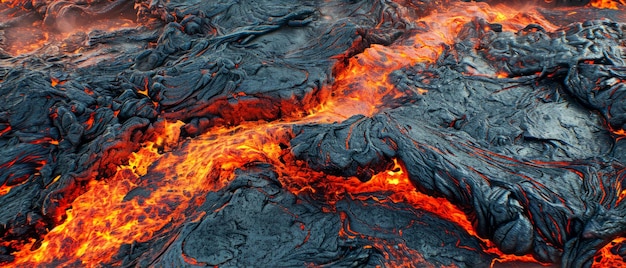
[
  {"x1": 5, "y1": 1, "x2": 622, "y2": 267},
  {"x1": 0, "y1": 0, "x2": 21, "y2": 8},
  {"x1": 0, "y1": 1, "x2": 137, "y2": 56},
  {"x1": 593, "y1": 237, "x2": 626, "y2": 267},
  {"x1": 312, "y1": 1, "x2": 559, "y2": 121},
  {"x1": 0, "y1": 185, "x2": 12, "y2": 195},
  {"x1": 590, "y1": 0, "x2": 626, "y2": 9}
]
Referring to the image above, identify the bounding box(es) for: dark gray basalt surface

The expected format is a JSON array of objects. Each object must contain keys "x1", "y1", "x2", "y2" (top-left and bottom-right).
[
  {"x1": 138, "y1": 163, "x2": 494, "y2": 267},
  {"x1": 292, "y1": 18, "x2": 626, "y2": 267}
]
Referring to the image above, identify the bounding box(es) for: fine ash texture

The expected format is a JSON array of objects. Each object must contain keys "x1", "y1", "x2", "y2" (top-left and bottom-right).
[{"x1": 0, "y1": 0, "x2": 625, "y2": 267}]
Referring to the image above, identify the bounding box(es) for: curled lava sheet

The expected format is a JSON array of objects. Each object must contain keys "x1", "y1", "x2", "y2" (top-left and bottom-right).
[{"x1": 1, "y1": 0, "x2": 626, "y2": 267}]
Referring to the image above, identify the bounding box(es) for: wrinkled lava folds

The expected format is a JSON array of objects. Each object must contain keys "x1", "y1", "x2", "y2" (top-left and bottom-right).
[{"x1": 1, "y1": 0, "x2": 626, "y2": 267}]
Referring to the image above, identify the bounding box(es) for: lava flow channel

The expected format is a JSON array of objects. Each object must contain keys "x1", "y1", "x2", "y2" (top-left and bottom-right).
[{"x1": 1, "y1": 0, "x2": 626, "y2": 267}]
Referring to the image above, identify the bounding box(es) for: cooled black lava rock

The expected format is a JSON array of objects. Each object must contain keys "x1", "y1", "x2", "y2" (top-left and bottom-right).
[
  {"x1": 292, "y1": 17, "x2": 626, "y2": 267},
  {"x1": 130, "y1": 163, "x2": 494, "y2": 267}
]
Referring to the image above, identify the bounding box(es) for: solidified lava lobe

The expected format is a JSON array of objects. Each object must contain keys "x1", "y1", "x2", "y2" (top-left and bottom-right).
[{"x1": 0, "y1": 0, "x2": 626, "y2": 267}]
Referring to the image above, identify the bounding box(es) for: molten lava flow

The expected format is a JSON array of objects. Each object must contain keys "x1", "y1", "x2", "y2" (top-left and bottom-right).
[
  {"x1": 0, "y1": 0, "x2": 138, "y2": 55},
  {"x1": 5, "y1": 0, "x2": 625, "y2": 267},
  {"x1": 0, "y1": 0, "x2": 21, "y2": 8},
  {"x1": 0, "y1": 185, "x2": 12, "y2": 195},
  {"x1": 593, "y1": 237, "x2": 626, "y2": 267},
  {"x1": 281, "y1": 157, "x2": 547, "y2": 267},
  {"x1": 589, "y1": 0, "x2": 626, "y2": 9},
  {"x1": 10, "y1": 120, "x2": 294, "y2": 266},
  {"x1": 2, "y1": 18, "x2": 137, "y2": 56},
  {"x1": 314, "y1": 1, "x2": 559, "y2": 119},
  {"x1": 3, "y1": 26, "x2": 49, "y2": 56}
]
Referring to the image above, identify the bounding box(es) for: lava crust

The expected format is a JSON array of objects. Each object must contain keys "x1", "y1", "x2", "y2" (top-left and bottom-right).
[{"x1": 1, "y1": 0, "x2": 626, "y2": 267}]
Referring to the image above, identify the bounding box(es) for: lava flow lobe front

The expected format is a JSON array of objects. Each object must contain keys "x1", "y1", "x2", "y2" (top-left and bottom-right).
[{"x1": 1, "y1": 0, "x2": 626, "y2": 267}]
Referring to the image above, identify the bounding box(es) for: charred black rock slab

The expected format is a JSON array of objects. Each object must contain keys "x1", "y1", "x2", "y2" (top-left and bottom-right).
[{"x1": 132, "y1": 163, "x2": 493, "y2": 267}]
